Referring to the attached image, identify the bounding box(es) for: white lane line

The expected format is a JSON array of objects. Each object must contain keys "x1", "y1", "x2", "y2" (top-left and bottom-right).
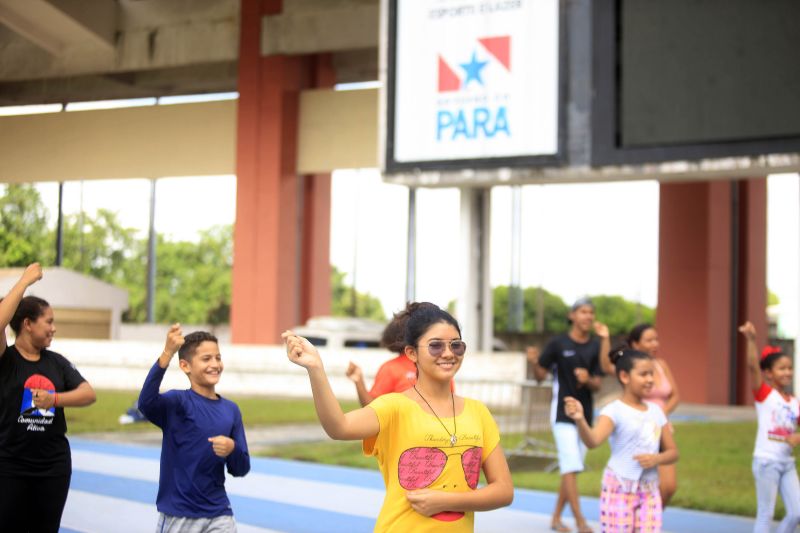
[
  {"x1": 62, "y1": 489, "x2": 284, "y2": 533},
  {"x1": 61, "y1": 489, "x2": 158, "y2": 533},
  {"x1": 476, "y1": 508, "x2": 602, "y2": 533},
  {"x1": 71, "y1": 450, "x2": 384, "y2": 518}
]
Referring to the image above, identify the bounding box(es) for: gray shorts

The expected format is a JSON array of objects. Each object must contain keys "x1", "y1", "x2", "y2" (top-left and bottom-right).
[{"x1": 156, "y1": 513, "x2": 237, "y2": 533}]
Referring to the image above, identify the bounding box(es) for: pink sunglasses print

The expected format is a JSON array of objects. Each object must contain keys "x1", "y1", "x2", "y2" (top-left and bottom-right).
[
  {"x1": 398, "y1": 445, "x2": 483, "y2": 490},
  {"x1": 398, "y1": 445, "x2": 483, "y2": 521}
]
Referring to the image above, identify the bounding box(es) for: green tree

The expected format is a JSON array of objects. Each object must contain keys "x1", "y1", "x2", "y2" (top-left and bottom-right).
[
  {"x1": 60, "y1": 209, "x2": 142, "y2": 280},
  {"x1": 493, "y1": 285, "x2": 570, "y2": 334},
  {"x1": 0, "y1": 184, "x2": 53, "y2": 266},
  {"x1": 768, "y1": 290, "x2": 780, "y2": 307},
  {"x1": 589, "y1": 294, "x2": 655, "y2": 336},
  {"x1": 145, "y1": 225, "x2": 233, "y2": 324},
  {"x1": 331, "y1": 266, "x2": 386, "y2": 321},
  {"x1": 58, "y1": 209, "x2": 148, "y2": 321}
]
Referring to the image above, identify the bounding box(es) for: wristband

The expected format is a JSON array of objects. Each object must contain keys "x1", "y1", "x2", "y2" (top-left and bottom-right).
[{"x1": 54, "y1": 392, "x2": 59, "y2": 407}]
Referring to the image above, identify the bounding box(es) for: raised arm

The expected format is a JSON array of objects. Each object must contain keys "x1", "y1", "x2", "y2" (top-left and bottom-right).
[
  {"x1": 739, "y1": 321, "x2": 762, "y2": 391},
  {"x1": 532, "y1": 342, "x2": 556, "y2": 383},
  {"x1": 564, "y1": 396, "x2": 614, "y2": 448},
  {"x1": 138, "y1": 324, "x2": 184, "y2": 426},
  {"x1": 531, "y1": 361, "x2": 549, "y2": 382},
  {"x1": 283, "y1": 331, "x2": 379, "y2": 440},
  {"x1": 346, "y1": 361, "x2": 373, "y2": 407},
  {"x1": 406, "y1": 444, "x2": 514, "y2": 517},
  {"x1": 596, "y1": 322, "x2": 615, "y2": 375},
  {"x1": 0, "y1": 263, "x2": 43, "y2": 352}
]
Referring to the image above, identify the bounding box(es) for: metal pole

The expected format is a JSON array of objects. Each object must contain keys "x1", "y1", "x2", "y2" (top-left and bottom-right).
[
  {"x1": 55, "y1": 102, "x2": 67, "y2": 267},
  {"x1": 796, "y1": 174, "x2": 800, "y2": 395},
  {"x1": 510, "y1": 185, "x2": 523, "y2": 331},
  {"x1": 79, "y1": 181, "x2": 85, "y2": 271},
  {"x1": 55, "y1": 182, "x2": 64, "y2": 266},
  {"x1": 350, "y1": 172, "x2": 360, "y2": 317},
  {"x1": 146, "y1": 179, "x2": 157, "y2": 323},
  {"x1": 406, "y1": 187, "x2": 417, "y2": 303}
]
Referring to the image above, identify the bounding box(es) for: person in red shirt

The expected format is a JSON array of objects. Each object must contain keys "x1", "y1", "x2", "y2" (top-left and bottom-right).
[
  {"x1": 346, "y1": 310, "x2": 416, "y2": 406},
  {"x1": 347, "y1": 310, "x2": 456, "y2": 406}
]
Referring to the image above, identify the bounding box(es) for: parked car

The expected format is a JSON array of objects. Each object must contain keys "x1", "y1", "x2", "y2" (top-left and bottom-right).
[{"x1": 292, "y1": 316, "x2": 385, "y2": 349}]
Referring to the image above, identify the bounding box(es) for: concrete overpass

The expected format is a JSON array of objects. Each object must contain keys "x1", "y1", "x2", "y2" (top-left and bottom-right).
[{"x1": 1, "y1": 0, "x2": 798, "y2": 405}]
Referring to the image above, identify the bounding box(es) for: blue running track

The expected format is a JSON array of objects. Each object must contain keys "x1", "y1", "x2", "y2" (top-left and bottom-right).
[{"x1": 60, "y1": 438, "x2": 757, "y2": 532}]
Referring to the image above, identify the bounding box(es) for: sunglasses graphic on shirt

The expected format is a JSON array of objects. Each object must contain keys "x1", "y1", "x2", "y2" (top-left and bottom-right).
[
  {"x1": 398, "y1": 446, "x2": 483, "y2": 522},
  {"x1": 398, "y1": 445, "x2": 482, "y2": 490}
]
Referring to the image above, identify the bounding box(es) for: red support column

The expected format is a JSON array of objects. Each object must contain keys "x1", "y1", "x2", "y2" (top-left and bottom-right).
[
  {"x1": 231, "y1": 0, "x2": 333, "y2": 343},
  {"x1": 657, "y1": 178, "x2": 767, "y2": 405},
  {"x1": 300, "y1": 55, "x2": 335, "y2": 321},
  {"x1": 735, "y1": 179, "x2": 768, "y2": 403}
]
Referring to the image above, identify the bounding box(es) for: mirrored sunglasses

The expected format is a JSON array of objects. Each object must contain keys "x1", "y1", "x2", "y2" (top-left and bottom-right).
[{"x1": 421, "y1": 340, "x2": 467, "y2": 357}]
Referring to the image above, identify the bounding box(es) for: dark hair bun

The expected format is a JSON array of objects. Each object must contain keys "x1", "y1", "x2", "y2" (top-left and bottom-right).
[
  {"x1": 608, "y1": 344, "x2": 631, "y2": 365},
  {"x1": 402, "y1": 301, "x2": 461, "y2": 347},
  {"x1": 609, "y1": 345, "x2": 650, "y2": 382}
]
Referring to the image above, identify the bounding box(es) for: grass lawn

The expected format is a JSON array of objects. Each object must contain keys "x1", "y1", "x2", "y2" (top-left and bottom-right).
[
  {"x1": 65, "y1": 389, "x2": 359, "y2": 434},
  {"x1": 256, "y1": 421, "x2": 792, "y2": 519}
]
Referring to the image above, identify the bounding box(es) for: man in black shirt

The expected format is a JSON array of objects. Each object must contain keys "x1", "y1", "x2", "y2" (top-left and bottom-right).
[{"x1": 532, "y1": 297, "x2": 609, "y2": 533}]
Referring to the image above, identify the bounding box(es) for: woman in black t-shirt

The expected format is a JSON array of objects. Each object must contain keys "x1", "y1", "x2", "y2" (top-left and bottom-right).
[{"x1": 0, "y1": 263, "x2": 96, "y2": 532}]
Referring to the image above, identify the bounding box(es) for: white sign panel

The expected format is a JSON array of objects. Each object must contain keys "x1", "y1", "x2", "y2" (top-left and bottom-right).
[{"x1": 391, "y1": 0, "x2": 560, "y2": 165}]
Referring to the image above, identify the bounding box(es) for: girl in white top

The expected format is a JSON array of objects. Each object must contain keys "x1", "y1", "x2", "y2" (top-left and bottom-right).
[
  {"x1": 564, "y1": 348, "x2": 678, "y2": 532},
  {"x1": 739, "y1": 321, "x2": 800, "y2": 533}
]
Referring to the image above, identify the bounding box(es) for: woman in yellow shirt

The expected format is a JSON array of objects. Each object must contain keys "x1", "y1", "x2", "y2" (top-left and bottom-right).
[{"x1": 283, "y1": 301, "x2": 514, "y2": 532}]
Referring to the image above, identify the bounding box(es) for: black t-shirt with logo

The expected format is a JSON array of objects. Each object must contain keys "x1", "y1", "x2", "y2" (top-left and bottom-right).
[
  {"x1": 0, "y1": 345, "x2": 86, "y2": 476},
  {"x1": 538, "y1": 334, "x2": 602, "y2": 425}
]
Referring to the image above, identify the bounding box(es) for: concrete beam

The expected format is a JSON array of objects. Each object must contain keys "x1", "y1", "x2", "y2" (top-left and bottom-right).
[
  {"x1": 0, "y1": 62, "x2": 237, "y2": 105},
  {"x1": 297, "y1": 87, "x2": 378, "y2": 173},
  {"x1": 262, "y1": 0, "x2": 379, "y2": 55},
  {"x1": 0, "y1": 100, "x2": 236, "y2": 182},
  {"x1": 0, "y1": 0, "x2": 115, "y2": 56},
  {"x1": 332, "y1": 48, "x2": 378, "y2": 84},
  {"x1": 0, "y1": 88, "x2": 379, "y2": 182},
  {"x1": 0, "y1": 0, "x2": 238, "y2": 81}
]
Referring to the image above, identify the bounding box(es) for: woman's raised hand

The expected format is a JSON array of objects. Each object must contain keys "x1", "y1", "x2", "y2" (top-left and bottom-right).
[
  {"x1": 738, "y1": 321, "x2": 756, "y2": 341},
  {"x1": 21, "y1": 263, "x2": 43, "y2": 287},
  {"x1": 282, "y1": 330, "x2": 322, "y2": 370},
  {"x1": 345, "y1": 361, "x2": 363, "y2": 383}
]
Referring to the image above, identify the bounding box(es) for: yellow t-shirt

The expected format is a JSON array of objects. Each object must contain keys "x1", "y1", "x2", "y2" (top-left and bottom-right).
[{"x1": 364, "y1": 393, "x2": 501, "y2": 532}]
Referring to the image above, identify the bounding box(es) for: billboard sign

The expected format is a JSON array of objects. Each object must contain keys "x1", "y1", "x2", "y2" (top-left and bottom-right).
[{"x1": 385, "y1": 0, "x2": 561, "y2": 172}]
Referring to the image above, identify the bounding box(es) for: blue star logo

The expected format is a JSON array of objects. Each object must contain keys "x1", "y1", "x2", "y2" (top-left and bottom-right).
[{"x1": 459, "y1": 51, "x2": 488, "y2": 88}]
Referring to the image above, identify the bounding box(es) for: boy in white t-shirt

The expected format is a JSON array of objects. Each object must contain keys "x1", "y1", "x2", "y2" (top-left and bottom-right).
[
  {"x1": 565, "y1": 348, "x2": 678, "y2": 532},
  {"x1": 740, "y1": 321, "x2": 800, "y2": 533}
]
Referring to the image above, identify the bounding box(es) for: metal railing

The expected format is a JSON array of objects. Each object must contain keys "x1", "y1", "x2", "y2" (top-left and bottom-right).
[{"x1": 455, "y1": 378, "x2": 558, "y2": 471}]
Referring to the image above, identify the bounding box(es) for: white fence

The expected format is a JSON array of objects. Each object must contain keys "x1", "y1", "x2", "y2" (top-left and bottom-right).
[
  {"x1": 49, "y1": 338, "x2": 526, "y2": 401},
  {"x1": 52, "y1": 338, "x2": 557, "y2": 465}
]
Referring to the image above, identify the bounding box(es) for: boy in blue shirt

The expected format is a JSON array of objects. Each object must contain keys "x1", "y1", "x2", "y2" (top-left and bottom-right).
[{"x1": 139, "y1": 324, "x2": 250, "y2": 532}]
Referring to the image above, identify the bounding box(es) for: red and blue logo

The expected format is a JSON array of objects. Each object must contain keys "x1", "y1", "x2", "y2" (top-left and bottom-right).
[
  {"x1": 21, "y1": 374, "x2": 56, "y2": 417},
  {"x1": 435, "y1": 36, "x2": 512, "y2": 142},
  {"x1": 438, "y1": 36, "x2": 511, "y2": 92}
]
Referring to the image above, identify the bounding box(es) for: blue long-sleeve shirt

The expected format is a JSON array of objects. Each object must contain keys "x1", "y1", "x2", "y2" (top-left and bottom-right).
[{"x1": 138, "y1": 361, "x2": 250, "y2": 518}]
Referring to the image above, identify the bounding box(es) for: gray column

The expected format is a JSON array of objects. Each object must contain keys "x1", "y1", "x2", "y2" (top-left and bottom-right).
[
  {"x1": 406, "y1": 187, "x2": 417, "y2": 304},
  {"x1": 146, "y1": 178, "x2": 157, "y2": 323},
  {"x1": 456, "y1": 187, "x2": 493, "y2": 353}
]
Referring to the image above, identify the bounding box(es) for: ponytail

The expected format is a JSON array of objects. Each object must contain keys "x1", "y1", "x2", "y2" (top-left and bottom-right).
[{"x1": 609, "y1": 345, "x2": 651, "y2": 381}]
